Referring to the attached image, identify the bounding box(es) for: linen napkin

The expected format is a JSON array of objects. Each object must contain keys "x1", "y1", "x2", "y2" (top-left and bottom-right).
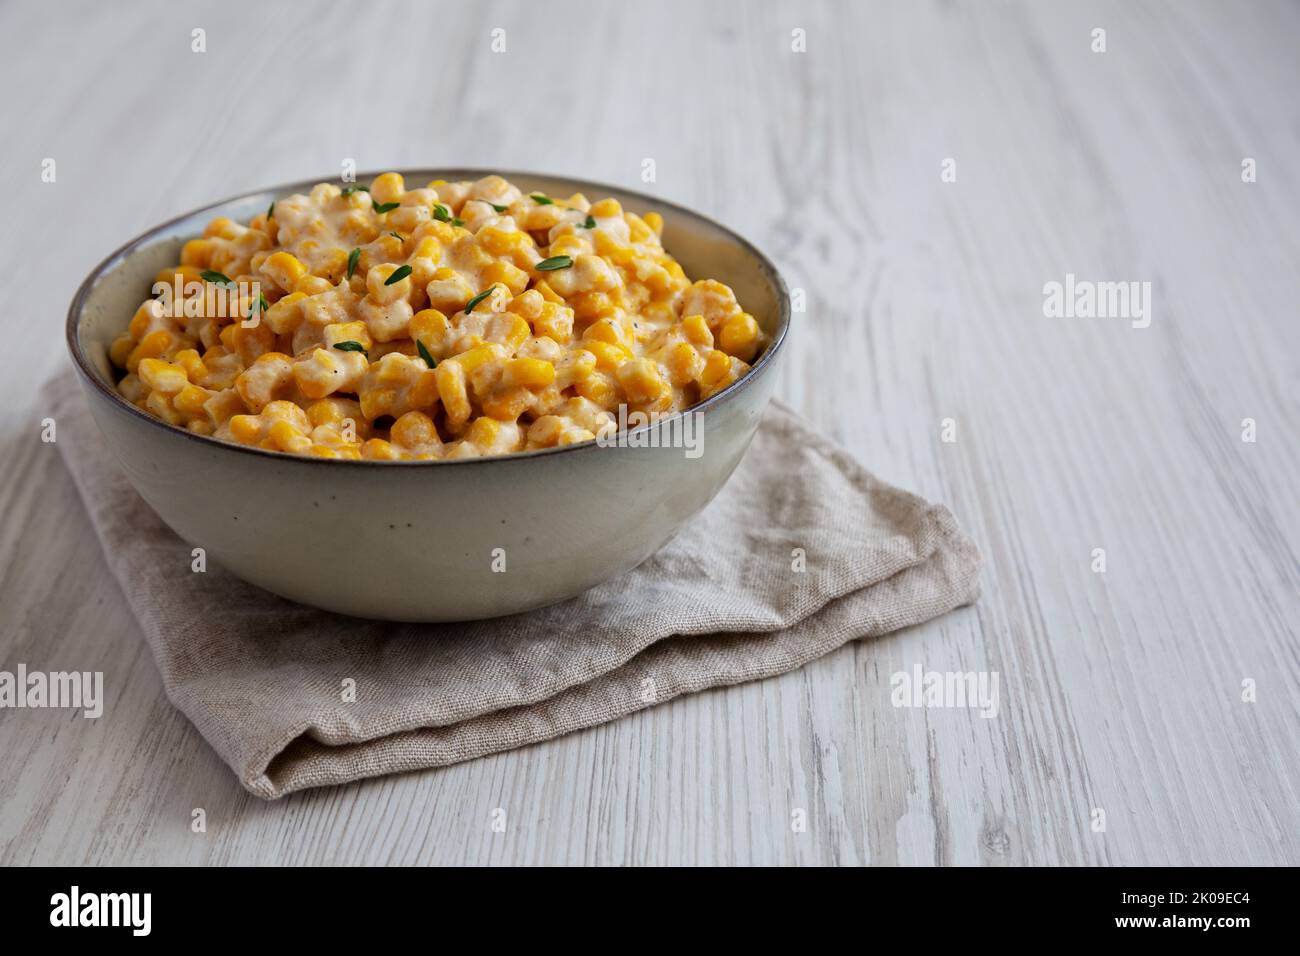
[{"x1": 47, "y1": 371, "x2": 981, "y2": 799}]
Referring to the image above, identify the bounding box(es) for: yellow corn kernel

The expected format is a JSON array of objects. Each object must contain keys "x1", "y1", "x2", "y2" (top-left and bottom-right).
[
  {"x1": 370, "y1": 172, "x2": 405, "y2": 205},
  {"x1": 127, "y1": 330, "x2": 174, "y2": 373},
  {"x1": 478, "y1": 226, "x2": 526, "y2": 257},
  {"x1": 228, "y1": 414, "x2": 262, "y2": 444},
  {"x1": 699, "y1": 349, "x2": 732, "y2": 387},
  {"x1": 145, "y1": 390, "x2": 184, "y2": 425},
  {"x1": 268, "y1": 418, "x2": 310, "y2": 453},
  {"x1": 465, "y1": 416, "x2": 502, "y2": 446},
  {"x1": 533, "y1": 279, "x2": 566, "y2": 305},
  {"x1": 387, "y1": 411, "x2": 436, "y2": 448},
  {"x1": 482, "y1": 386, "x2": 533, "y2": 421},
  {"x1": 719, "y1": 312, "x2": 760, "y2": 362},
  {"x1": 203, "y1": 216, "x2": 241, "y2": 240},
  {"x1": 409, "y1": 308, "x2": 450, "y2": 353},
  {"x1": 644, "y1": 212, "x2": 664, "y2": 235},
  {"x1": 575, "y1": 370, "x2": 617, "y2": 408},
  {"x1": 173, "y1": 348, "x2": 207, "y2": 381},
  {"x1": 128, "y1": 302, "x2": 161, "y2": 339},
  {"x1": 626, "y1": 214, "x2": 654, "y2": 244},
  {"x1": 548, "y1": 234, "x2": 586, "y2": 257},
  {"x1": 180, "y1": 239, "x2": 215, "y2": 268},
  {"x1": 533, "y1": 303, "x2": 573, "y2": 343},
  {"x1": 682, "y1": 313, "x2": 713, "y2": 347},
  {"x1": 582, "y1": 316, "x2": 627, "y2": 347},
  {"x1": 362, "y1": 438, "x2": 403, "y2": 461},
  {"x1": 482, "y1": 259, "x2": 530, "y2": 295},
  {"x1": 501, "y1": 358, "x2": 556, "y2": 388},
  {"x1": 366, "y1": 262, "x2": 411, "y2": 304},
  {"x1": 454, "y1": 345, "x2": 499, "y2": 374},
  {"x1": 173, "y1": 383, "x2": 210, "y2": 416},
  {"x1": 665, "y1": 341, "x2": 705, "y2": 386},
  {"x1": 138, "y1": 357, "x2": 188, "y2": 394},
  {"x1": 487, "y1": 313, "x2": 531, "y2": 352},
  {"x1": 323, "y1": 321, "x2": 373, "y2": 350},
  {"x1": 593, "y1": 230, "x2": 635, "y2": 266},
  {"x1": 434, "y1": 361, "x2": 471, "y2": 427},
  {"x1": 527, "y1": 416, "x2": 564, "y2": 447},
  {"x1": 259, "y1": 251, "x2": 308, "y2": 292},
  {"x1": 558, "y1": 426, "x2": 596, "y2": 446},
  {"x1": 616, "y1": 358, "x2": 666, "y2": 404},
  {"x1": 109, "y1": 334, "x2": 135, "y2": 368},
  {"x1": 588, "y1": 198, "x2": 622, "y2": 219},
  {"x1": 579, "y1": 340, "x2": 631, "y2": 371},
  {"x1": 570, "y1": 290, "x2": 615, "y2": 321},
  {"x1": 556, "y1": 350, "x2": 597, "y2": 388},
  {"x1": 265, "y1": 290, "x2": 307, "y2": 334},
  {"x1": 203, "y1": 389, "x2": 246, "y2": 426},
  {"x1": 294, "y1": 274, "x2": 333, "y2": 297}
]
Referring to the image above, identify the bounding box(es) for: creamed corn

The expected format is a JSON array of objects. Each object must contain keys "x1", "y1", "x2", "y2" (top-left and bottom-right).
[{"x1": 109, "y1": 173, "x2": 765, "y2": 460}]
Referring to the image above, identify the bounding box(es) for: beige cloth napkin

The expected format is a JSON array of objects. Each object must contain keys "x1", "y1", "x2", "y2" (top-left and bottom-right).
[{"x1": 48, "y1": 371, "x2": 981, "y2": 799}]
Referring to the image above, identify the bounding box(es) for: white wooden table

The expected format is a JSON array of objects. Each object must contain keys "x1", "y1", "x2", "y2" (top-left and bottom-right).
[{"x1": 1, "y1": 0, "x2": 1296, "y2": 866}]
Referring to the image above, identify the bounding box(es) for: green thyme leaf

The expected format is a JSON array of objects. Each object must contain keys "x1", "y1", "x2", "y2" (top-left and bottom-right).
[
  {"x1": 384, "y1": 264, "x2": 413, "y2": 285},
  {"x1": 432, "y1": 204, "x2": 467, "y2": 228},
  {"x1": 416, "y1": 340, "x2": 437, "y2": 369},
  {"x1": 464, "y1": 287, "x2": 494, "y2": 313},
  {"x1": 200, "y1": 269, "x2": 234, "y2": 286},
  {"x1": 535, "y1": 255, "x2": 573, "y2": 272},
  {"x1": 249, "y1": 292, "x2": 269, "y2": 320},
  {"x1": 490, "y1": 202, "x2": 509, "y2": 213},
  {"x1": 267, "y1": 201, "x2": 276, "y2": 220},
  {"x1": 582, "y1": 215, "x2": 596, "y2": 229},
  {"x1": 372, "y1": 200, "x2": 400, "y2": 214},
  {"x1": 529, "y1": 192, "x2": 554, "y2": 205},
  {"x1": 346, "y1": 248, "x2": 361, "y2": 280},
  {"x1": 389, "y1": 231, "x2": 404, "y2": 241},
  {"x1": 333, "y1": 340, "x2": 368, "y2": 356},
  {"x1": 341, "y1": 184, "x2": 370, "y2": 197}
]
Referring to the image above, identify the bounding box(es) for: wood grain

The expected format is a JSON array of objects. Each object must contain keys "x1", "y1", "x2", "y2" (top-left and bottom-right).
[{"x1": 0, "y1": 0, "x2": 1296, "y2": 865}]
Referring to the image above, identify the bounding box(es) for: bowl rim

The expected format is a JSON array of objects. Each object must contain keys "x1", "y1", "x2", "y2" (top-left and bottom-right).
[{"x1": 67, "y1": 167, "x2": 791, "y2": 467}]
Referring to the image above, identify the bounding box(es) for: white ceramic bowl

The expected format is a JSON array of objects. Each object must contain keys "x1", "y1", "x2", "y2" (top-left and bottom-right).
[{"x1": 68, "y1": 170, "x2": 791, "y2": 621}]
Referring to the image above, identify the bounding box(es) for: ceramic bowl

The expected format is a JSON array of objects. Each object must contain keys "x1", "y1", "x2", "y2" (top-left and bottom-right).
[{"x1": 67, "y1": 169, "x2": 791, "y2": 621}]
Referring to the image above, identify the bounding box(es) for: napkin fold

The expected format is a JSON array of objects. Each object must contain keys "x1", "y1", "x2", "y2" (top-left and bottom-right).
[{"x1": 48, "y1": 372, "x2": 980, "y2": 799}]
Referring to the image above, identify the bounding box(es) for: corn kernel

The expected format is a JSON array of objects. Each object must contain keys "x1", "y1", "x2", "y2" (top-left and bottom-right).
[
  {"x1": 502, "y1": 358, "x2": 556, "y2": 388},
  {"x1": 719, "y1": 312, "x2": 760, "y2": 362}
]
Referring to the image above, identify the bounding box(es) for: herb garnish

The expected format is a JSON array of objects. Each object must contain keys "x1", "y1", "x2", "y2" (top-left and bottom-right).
[
  {"x1": 200, "y1": 269, "x2": 234, "y2": 286},
  {"x1": 249, "y1": 292, "x2": 269, "y2": 320},
  {"x1": 535, "y1": 255, "x2": 573, "y2": 271},
  {"x1": 433, "y1": 203, "x2": 465, "y2": 227},
  {"x1": 333, "y1": 341, "x2": 369, "y2": 356},
  {"x1": 416, "y1": 340, "x2": 437, "y2": 369},
  {"x1": 384, "y1": 264, "x2": 413, "y2": 285},
  {"x1": 529, "y1": 193, "x2": 554, "y2": 205},
  {"x1": 464, "y1": 287, "x2": 494, "y2": 313},
  {"x1": 372, "y1": 200, "x2": 400, "y2": 214}
]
